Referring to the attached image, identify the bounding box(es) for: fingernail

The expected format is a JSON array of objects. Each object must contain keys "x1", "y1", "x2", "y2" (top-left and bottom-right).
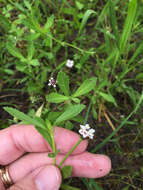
[{"x1": 35, "y1": 166, "x2": 61, "y2": 190}]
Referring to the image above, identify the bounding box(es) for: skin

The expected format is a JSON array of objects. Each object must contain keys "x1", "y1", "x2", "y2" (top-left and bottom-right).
[{"x1": 0, "y1": 125, "x2": 111, "y2": 190}]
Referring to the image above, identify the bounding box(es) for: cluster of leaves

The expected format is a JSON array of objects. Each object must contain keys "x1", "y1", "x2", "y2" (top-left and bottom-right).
[
  {"x1": 0, "y1": 0, "x2": 142, "y2": 108},
  {"x1": 4, "y1": 70, "x2": 97, "y2": 129}
]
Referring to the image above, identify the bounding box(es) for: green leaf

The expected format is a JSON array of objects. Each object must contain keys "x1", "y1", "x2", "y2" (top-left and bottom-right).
[
  {"x1": 90, "y1": 179, "x2": 104, "y2": 190},
  {"x1": 44, "y1": 33, "x2": 53, "y2": 48},
  {"x1": 40, "y1": 67, "x2": 48, "y2": 84},
  {"x1": 122, "y1": 186, "x2": 129, "y2": 190},
  {"x1": 72, "y1": 77, "x2": 97, "y2": 98},
  {"x1": 75, "y1": 1, "x2": 84, "y2": 10},
  {"x1": 25, "y1": 33, "x2": 40, "y2": 41},
  {"x1": 12, "y1": 2, "x2": 26, "y2": 12},
  {"x1": 16, "y1": 63, "x2": 27, "y2": 72},
  {"x1": 55, "y1": 104, "x2": 85, "y2": 124},
  {"x1": 23, "y1": 0, "x2": 31, "y2": 10},
  {"x1": 48, "y1": 112, "x2": 62, "y2": 123},
  {"x1": 120, "y1": 0, "x2": 137, "y2": 53},
  {"x1": 136, "y1": 73, "x2": 143, "y2": 82},
  {"x1": 57, "y1": 71, "x2": 70, "y2": 96},
  {"x1": 44, "y1": 15, "x2": 54, "y2": 33},
  {"x1": 0, "y1": 15, "x2": 11, "y2": 31},
  {"x1": 6, "y1": 43, "x2": 25, "y2": 61},
  {"x1": 78, "y1": 9, "x2": 96, "y2": 35},
  {"x1": 4, "y1": 107, "x2": 44, "y2": 128},
  {"x1": 128, "y1": 41, "x2": 143, "y2": 65},
  {"x1": 27, "y1": 41, "x2": 35, "y2": 60},
  {"x1": 65, "y1": 121, "x2": 74, "y2": 130},
  {"x1": 35, "y1": 126, "x2": 53, "y2": 148},
  {"x1": 71, "y1": 98, "x2": 80, "y2": 103},
  {"x1": 29, "y1": 59, "x2": 40, "y2": 66},
  {"x1": 45, "y1": 120, "x2": 55, "y2": 152},
  {"x1": 61, "y1": 166, "x2": 72, "y2": 179},
  {"x1": 95, "y1": 1, "x2": 109, "y2": 28},
  {"x1": 4, "y1": 69, "x2": 14, "y2": 75},
  {"x1": 82, "y1": 178, "x2": 103, "y2": 190},
  {"x1": 99, "y1": 92, "x2": 117, "y2": 106},
  {"x1": 46, "y1": 93, "x2": 70, "y2": 103}
]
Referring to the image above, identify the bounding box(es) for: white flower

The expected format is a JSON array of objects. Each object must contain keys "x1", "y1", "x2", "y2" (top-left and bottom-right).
[
  {"x1": 66, "y1": 59, "x2": 74, "y2": 68},
  {"x1": 79, "y1": 124, "x2": 95, "y2": 139},
  {"x1": 88, "y1": 129, "x2": 95, "y2": 139},
  {"x1": 80, "y1": 124, "x2": 90, "y2": 130},
  {"x1": 79, "y1": 129, "x2": 89, "y2": 138},
  {"x1": 48, "y1": 77, "x2": 57, "y2": 88}
]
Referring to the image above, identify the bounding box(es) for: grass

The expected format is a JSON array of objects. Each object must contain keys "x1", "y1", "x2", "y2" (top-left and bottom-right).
[{"x1": 0, "y1": 0, "x2": 143, "y2": 189}]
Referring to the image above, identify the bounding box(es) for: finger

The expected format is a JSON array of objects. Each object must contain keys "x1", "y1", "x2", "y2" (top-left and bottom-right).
[
  {"x1": 8, "y1": 165, "x2": 61, "y2": 190},
  {"x1": 8, "y1": 152, "x2": 111, "y2": 182},
  {"x1": 0, "y1": 179, "x2": 5, "y2": 190},
  {"x1": 0, "y1": 125, "x2": 88, "y2": 165}
]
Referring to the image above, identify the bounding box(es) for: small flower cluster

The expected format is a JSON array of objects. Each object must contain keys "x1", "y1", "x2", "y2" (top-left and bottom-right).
[
  {"x1": 66, "y1": 59, "x2": 74, "y2": 68},
  {"x1": 48, "y1": 77, "x2": 57, "y2": 88},
  {"x1": 79, "y1": 124, "x2": 95, "y2": 139}
]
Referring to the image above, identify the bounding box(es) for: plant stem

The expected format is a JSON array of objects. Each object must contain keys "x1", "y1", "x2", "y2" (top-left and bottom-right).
[
  {"x1": 52, "y1": 157, "x2": 56, "y2": 165},
  {"x1": 58, "y1": 138, "x2": 82, "y2": 168},
  {"x1": 58, "y1": 102, "x2": 92, "y2": 168},
  {"x1": 84, "y1": 101, "x2": 92, "y2": 125}
]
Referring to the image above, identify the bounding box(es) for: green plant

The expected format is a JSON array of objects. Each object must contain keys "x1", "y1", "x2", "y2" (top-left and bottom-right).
[{"x1": 1, "y1": 0, "x2": 143, "y2": 188}]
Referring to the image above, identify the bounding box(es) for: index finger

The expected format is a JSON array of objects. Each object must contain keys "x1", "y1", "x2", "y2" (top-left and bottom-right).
[{"x1": 0, "y1": 125, "x2": 88, "y2": 165}]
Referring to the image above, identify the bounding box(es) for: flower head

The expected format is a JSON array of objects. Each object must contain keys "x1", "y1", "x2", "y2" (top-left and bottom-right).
[
  {"x1": 80, "y1": 124, "x2": 90, "y2": 130},
  {"x1": 66, "y1": 59, "x2": 74, "y2": 68},
  {"x1": 48, "y1": 77, "x2": 57, "y2": 88},
  {"x1": 88, "y1": 128, "x2": 95, "y2": 139},
  {"x1": 79, "y1": 124, "x2": 95, "y2": 139}
]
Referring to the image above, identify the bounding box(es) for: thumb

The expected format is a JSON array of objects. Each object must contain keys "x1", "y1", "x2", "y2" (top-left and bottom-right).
[{"x1": 8, "y1": 165, "x2": 62, "y2": 190}]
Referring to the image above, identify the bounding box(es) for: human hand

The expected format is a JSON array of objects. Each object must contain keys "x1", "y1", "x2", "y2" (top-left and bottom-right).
[{"x1": 0, "y1": 125, "x2": 111, "y2": 190}]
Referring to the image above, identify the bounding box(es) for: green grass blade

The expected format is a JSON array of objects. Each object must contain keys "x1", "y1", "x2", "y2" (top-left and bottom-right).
[
  {"x1": 94, "y1": 0, "x2": 121, "y2": 28},
  {"x1": 109, "y1": 0, "x2": 119, "y2": 46},
  {"x1": 81, "y1": 178, "x2": 104, "y2": 190},
  {"x1": 78, "y1": 9, "x2": 96, "y2": 36},
  {"x1": 103, "y1": 26, "x2": 112, "y2": 56},
  {"x1": 128, "y1": 41, "x2": 143, "y2": 65},
  {"x1": 95, "y1": 2, "x2": 109, "y2": 28},
  {"x1": 92, "y1": 91, "x2": 143, "y2": 153},
  {"x1": 120, "y1": 0, "x2": 137, "y2": 53}
]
